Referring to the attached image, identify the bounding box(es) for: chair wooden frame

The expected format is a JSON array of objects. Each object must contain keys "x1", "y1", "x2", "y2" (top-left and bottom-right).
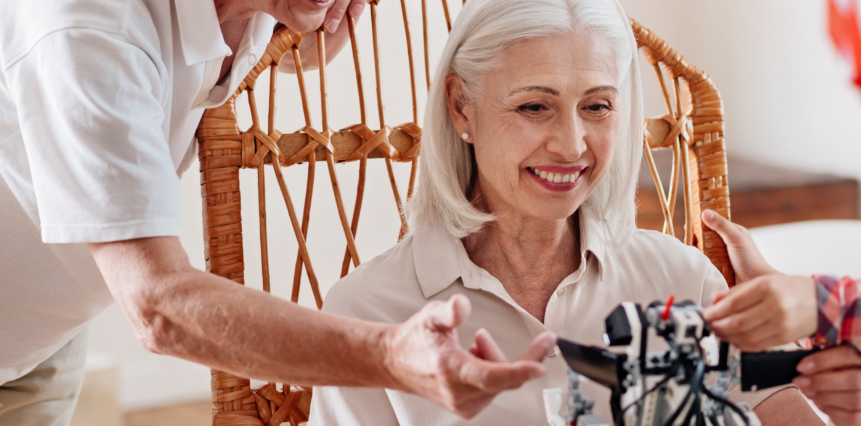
[{"x1": 195, "y1": 3, "x2": 734, "y2": 424}]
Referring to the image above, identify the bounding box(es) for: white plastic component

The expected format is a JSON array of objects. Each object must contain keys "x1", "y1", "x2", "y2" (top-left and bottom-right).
[
  {"x1": 671, "y1": 308, "x2": 704, "y2": 345},
  {"x1": 664, "y1": 379, "x2": 694, "y2": 426},
  {"x1": 700, "y1": 335, "x2": 720, "y2": 366},
  {"x1": 621, "y1": 302, "x2": 643, "y2": 360},
  {"x1": 543, "y1": 388, "x2": 567, "y2": 426},
  {"x1": 621, "y1": 374, "x2": 669, "y2": 426},
  {"x1": 638, "y1": 376, "x2": 662, "y2": 426}
]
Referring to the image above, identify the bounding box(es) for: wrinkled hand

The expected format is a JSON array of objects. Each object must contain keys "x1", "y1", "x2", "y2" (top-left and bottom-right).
[
  {"x1": 701, "y1": 209, "x2": 777, "y2": 282},
  {"x1": 703, "y1": 273, "x2": 817, "y2": 351},
  {"x1": 277, "y1": 1, "x2": 363, "y2": 74},
  {"x1": 384, "y1": 294, "x2": 556, "y2": 418},
  {"x1": 795, "y1": 346, "x2": 861, "y2": 425},
  {"x1": 322, "y1": 0, "x2": 366, "y2": 33}
]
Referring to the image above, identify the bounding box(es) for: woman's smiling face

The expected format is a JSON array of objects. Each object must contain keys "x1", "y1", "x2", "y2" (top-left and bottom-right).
[{"x1": 449, "y1": 31, "x2": 619, "y2": 223}]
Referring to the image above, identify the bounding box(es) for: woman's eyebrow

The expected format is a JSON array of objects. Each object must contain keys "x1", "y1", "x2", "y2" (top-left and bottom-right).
[
  {"x1": 508, "y1": 85, "x2": 617, "y2": 97},
  {"x1": 584, "y1": 85, "x2": 618, "y2": 95},
  {"x1": 508, "y1": 86, "x2": 560, "y2": 96}
]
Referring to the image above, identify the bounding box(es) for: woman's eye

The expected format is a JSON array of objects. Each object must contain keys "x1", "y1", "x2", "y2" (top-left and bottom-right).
[
  {"x1": 586, "y1": 104, "x2": 610, "y2": 112},
  {"x1": 518, "y1": 104, "x2": 546, "y2": 113}
]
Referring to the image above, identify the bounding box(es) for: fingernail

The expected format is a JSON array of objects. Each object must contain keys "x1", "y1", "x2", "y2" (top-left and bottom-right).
[
  {"x1": 529, "y1": 367, "x2": 547, "y2": 379},
  {"x1": 703, "y1": 209, "x2": 713, "y2": 220},
  {"x1": 350, "y1": 3, "x2": 365, "y2": 17},
  {"x1": 798, "y1": 360, "x2": 814, "y2": 373},
  {"x1": 325, "y1": 18, "x2": 338, "y2": 33},
  {"x1": 794, "y1": 377, "x2": 810, "y2": 388}
]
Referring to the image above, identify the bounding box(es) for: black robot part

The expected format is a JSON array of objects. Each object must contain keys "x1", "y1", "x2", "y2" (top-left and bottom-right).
[
  {"x1": 556, "y1": 338, "x2": 625, "y2": 391},
  {"x1": 604, "y1": 305, "x2": 633, "y2": 346},
  {"x1": 740, "y1": 349, "x2": 818, "y2": 392}
]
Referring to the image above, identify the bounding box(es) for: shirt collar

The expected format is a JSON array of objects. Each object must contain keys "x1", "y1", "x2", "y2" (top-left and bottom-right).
[
  {"x1": 412, "y1": 208, "x2": 608, "y2": 300},
  {"x1": 175, "y1": 0, "x2": 232, "y2": 66},
  {"x1": 412, "y1": 222, "x2": 464, "y2": 299},
  {"x1": 578, "y1": 206, "x2": 607, "y2": 282}
]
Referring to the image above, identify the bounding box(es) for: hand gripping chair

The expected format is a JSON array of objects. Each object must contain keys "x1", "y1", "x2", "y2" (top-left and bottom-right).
[{"x1": 195, "y1": 2, "x2": 735, "y2": 424}]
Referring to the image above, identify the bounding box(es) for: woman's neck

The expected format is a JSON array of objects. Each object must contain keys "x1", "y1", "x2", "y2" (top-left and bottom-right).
[{"x1": 462, "y1": 186, "x2": 582, "y2": 323}]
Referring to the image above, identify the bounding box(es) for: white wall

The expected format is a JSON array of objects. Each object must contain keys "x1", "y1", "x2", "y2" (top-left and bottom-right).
[
  {"x1": 620, "y1": 0, "x2": 861, "y2": 182},
  {"x1": 87, "y1": 0, "x2": 861, "y2": 411}
]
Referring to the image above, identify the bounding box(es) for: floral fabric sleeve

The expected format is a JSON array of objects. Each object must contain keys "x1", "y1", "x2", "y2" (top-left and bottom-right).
[{"x1": 811, "y1": 275, "x2": 861, "y2": 350}]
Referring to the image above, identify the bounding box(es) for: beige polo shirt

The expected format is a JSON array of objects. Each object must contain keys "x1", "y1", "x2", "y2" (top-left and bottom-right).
[{"x1": 310, "y1": 208, "x2": 784, "y2": 425}]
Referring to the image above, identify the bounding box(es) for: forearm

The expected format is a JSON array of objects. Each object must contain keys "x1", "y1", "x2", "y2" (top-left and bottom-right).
[
  {"x1": 91, "y1": 238, "x2": 399, "y2": 389},
  {"x1": 753, "y1": 387, "x2": 824, "y2": 426},
  {"x1": 91, "y1": 237, "x2": 553, "y2": 419},
  {"x1": 812, "y1": 275, "x2": 861, "y2": 349},
  {"x1": 147, "y1": 270, "x2": 396, "y2": 387}
]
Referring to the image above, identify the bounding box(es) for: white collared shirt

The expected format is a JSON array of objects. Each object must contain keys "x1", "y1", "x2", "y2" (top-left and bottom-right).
[
  {"x1": 0, "y1": 0, "x2": 274, "y2": 384},
  {"x1": 310, "y1": 208, "x2": 784, "y2": 425}
]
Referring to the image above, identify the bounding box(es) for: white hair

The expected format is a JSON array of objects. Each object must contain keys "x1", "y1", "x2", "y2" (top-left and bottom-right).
[{"x1": 407, "y1": 0, "x2": 644, "y2": 243}]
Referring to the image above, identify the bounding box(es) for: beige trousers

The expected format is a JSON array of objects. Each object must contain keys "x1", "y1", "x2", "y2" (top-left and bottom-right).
[{"x1": 0, "y1": 328, "x2": 88, "y2": 426}]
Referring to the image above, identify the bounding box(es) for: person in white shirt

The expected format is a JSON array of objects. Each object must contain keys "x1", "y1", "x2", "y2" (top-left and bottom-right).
[
  {"x1": 0, "y1": 0, "x2": 556, "y2": 424},
  {"x1": 309, "y1": 0, "x2": 824, "y2": 424}
]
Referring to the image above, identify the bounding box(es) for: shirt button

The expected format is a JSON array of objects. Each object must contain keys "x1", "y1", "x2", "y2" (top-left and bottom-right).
[
  {"x1": 248, "y1": 54, "x2": 258, "y2": 64},
  {"x1": 556, "y1": 288, "x2": 564, "y2": 296},
  {"x1": 547, "y1": 346, "x2": 558, "y2": 358}
]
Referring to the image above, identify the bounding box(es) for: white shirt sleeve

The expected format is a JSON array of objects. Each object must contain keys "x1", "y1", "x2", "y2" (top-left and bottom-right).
[{"x1": 4, "y1": 28, "x2": 180, "y2": 243}]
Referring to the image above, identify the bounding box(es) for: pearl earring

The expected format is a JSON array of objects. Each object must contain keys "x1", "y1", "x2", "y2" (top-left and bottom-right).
[{"x1": 461, "y1": 132, "x2": 469, "y2": 140}]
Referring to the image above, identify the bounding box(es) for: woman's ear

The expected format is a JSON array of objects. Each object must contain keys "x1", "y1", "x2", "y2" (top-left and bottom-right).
[{"x1": 445, "y1": 74, "x2": 473, "y2": 143}]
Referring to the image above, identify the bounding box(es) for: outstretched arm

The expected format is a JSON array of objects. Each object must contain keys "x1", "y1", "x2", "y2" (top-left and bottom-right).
[
  {"x1": 89, "y1": 236, "x2": 555, "y2": 418},
  {"x1": 700, "y1": 209, "x2": 861, "y2": 351}
]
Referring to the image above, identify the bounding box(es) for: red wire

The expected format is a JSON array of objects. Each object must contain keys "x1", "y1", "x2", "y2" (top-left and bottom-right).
[{"x1": 661, "y1": 294, "x2": 675, "y2": 322}]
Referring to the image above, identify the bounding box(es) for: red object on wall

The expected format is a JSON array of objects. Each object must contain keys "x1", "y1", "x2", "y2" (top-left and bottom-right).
[{"x1": 828, "y1": 0, "x2": 861, "y2": 88}]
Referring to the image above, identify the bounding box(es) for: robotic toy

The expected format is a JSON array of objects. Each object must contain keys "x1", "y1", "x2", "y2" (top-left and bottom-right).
[{"x1": 544, "y1": 297, "x2": 815, "y2": 426}]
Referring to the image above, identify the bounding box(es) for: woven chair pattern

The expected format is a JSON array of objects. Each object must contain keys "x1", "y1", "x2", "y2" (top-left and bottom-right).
[
  {"x1": 632, "y1": 19, "x2": 735, "y2": 286},
  {"x1": 196, "y1": 2, "x2": 734, "y2": 424}
]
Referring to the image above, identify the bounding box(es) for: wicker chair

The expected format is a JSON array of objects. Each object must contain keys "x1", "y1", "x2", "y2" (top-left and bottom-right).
[{"x1": 195, "y1": 2, "x2": 734, "y2": 424}]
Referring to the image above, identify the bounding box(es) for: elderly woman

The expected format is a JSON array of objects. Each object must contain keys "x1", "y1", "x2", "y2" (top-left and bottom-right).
[{"x1": 309, "y1": 0, "x2": 823, "y2": 424}]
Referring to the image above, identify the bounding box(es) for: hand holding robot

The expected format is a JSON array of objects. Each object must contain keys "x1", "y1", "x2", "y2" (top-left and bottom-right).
[
  {"x1": 544, "y1": 209, "x2": 861, "y2": 426},
  {"x1": 701, "y1": 209, "x2": 861, "y2": 426},
  {"x1": 545, "y1": 295, "x2": 815, "y2": 426}
]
